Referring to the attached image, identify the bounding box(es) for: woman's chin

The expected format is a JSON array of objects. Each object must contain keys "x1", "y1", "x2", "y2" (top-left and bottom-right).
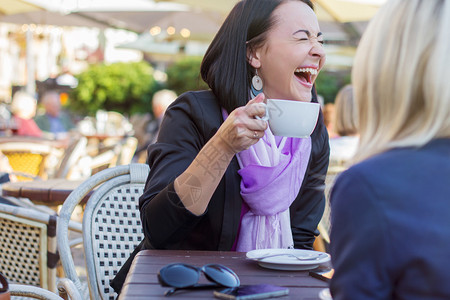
[{"x1": 293, "y1": 91, "x2": 313, "y2": 102}]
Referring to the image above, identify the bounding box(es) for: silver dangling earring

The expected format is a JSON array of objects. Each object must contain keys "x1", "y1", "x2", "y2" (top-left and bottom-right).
[{"x1": 251, "y1": 69, "x2": 263, "y2": 98}]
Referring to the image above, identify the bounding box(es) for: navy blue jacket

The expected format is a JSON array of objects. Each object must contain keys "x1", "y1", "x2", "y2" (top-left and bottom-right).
[{"x1": 330, "y1": 138, "x2": 450, "y2": 300}]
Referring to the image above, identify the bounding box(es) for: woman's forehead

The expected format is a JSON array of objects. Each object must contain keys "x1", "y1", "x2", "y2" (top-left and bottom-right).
[{"x1": 271, "y1": 1, "x2": 320, "y2": 35}]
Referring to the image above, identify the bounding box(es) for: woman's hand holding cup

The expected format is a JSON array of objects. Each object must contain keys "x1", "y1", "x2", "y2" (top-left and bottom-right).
[{"x1": 215, "y1": 93, "x2": 268, "y2": 154}]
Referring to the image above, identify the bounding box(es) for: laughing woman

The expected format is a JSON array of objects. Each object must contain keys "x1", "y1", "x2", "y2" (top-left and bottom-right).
[{"x1": 112, "y1": 0, "x2": 329, "y2": 293}]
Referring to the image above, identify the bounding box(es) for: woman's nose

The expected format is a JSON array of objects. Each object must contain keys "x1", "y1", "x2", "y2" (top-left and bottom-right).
[{"x1": 310, "y1": 41, "x2": 325, "y2": 58}]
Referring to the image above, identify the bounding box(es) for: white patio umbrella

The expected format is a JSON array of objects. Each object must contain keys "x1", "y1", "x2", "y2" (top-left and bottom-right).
[
  {"x1": 116, "y1": 32, "x2": 209, "y2": 57},
  {"x1": 154, "y1": 0, "x2": 386, "y2": 45},
  {"x1": 63, "y1": 0, "x2": 189, "y2": 33},
  {"x1": 314, "y1": 0, "x2": 385, "y2": 22},
  {"x1": 117, "y1": 32, "x2": 180, "y2": 54},
  {"x1": 143, "y1": 10, "x2": 222, "y2": 41},
  {"x1": 0, "y1": 0, "x2": 43, "y2": 15},
  {"x1": 8, "y1": 0, "x2": 189, "y2": 32},
  {"x1": 76, "y1": 9, "x2": 222, "y2": 36},
  {"x1": 0, "y1": 10, "x2": 110, "y2": 28},
  {"x1": 115, "y1": 9, "x2": 222, "y2": 60},
  {"x1": 153, "y1": 0, "x2": 236, "y2": 14},
  {"x1": 154, "y1": 0, "x2": 386, "y2": 22}
]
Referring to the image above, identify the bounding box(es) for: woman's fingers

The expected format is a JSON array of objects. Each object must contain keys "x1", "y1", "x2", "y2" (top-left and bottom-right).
[
  {"x1": 246, "y1": 93, "x2": 267, "y2": 119},
  {"x1": 250, "y1": 130, "x2": 262, "y2": 139},
  {"x1": 215, "y1": 93, "x2": 270, "y2": 153},
  {"x1": 246, "y1": 93, "x2": 268, "y2": 128},
  {"x1": 247, "y1": 92, "x2": 265, "y2": 104},
  {"x1": 246, "y1": 103, "x2": 267, "y2": 121}
]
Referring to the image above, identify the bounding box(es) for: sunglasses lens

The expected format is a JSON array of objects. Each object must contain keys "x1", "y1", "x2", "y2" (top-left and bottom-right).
[
  {"x1": 159, "y1": 264, "x2": 199, "y2": 288},
  {"x1": 202, "y1": 264, "x2": 240, "y2": 288}
]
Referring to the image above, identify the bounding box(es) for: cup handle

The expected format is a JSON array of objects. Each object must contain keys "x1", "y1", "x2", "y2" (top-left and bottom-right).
[{"x1": 255, "y1": 103, "x2": 269, "y2": 121}]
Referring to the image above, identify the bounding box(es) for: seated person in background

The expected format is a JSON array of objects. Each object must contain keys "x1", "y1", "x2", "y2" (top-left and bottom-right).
[
  {"x1": 328, "y1": 84, "x2": 358, "y2": 166},
  {"x1": 330, "y1": 0, "x2": 450, "y2": 299},
  {"x1": 133, "y1": 89, "x2": 177, "y2": 163},
  {"x1": 11, "y1": 91, "x2": 42, "y2": 137},
  {"x1": 323, "y1": 102, "x2": 337, "y2": 138},
  {"x1": 147, "y1": 89, "x2": 177, "y2": 144},
  {"x1": 35, "y1": 91, "x2": 74, "y2": 140}
]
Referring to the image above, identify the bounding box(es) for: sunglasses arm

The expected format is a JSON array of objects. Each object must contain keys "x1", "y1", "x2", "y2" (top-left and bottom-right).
[{"x1": 164, "y1": 283, "x2": 220, "y2": 297}]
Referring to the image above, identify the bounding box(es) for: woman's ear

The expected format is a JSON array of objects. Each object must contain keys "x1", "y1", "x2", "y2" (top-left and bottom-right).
[{"x1": 247, "y1": 47, "x2": 261, "y2": 69}]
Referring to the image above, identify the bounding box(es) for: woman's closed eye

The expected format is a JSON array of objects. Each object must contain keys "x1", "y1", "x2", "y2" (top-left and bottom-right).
[
  {"x1": 296, "y1": 38, "x2": 324, "y2": 45},
  {"x1": 293, "y1": 29, "x2": 324, "y2": 45}
]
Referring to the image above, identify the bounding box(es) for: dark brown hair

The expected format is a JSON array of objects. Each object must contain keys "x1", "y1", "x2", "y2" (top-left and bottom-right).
[{"x1": 200, "y1": 0, "x2": 315, "y2": 113}]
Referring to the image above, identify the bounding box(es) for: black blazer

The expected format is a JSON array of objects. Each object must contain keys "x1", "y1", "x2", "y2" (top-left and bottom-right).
[
  {"x1": 111, "y1": 90, "x2": 329, "y2": 293},
  {"x1": 140, "y1": 90, "x2": 329, "y2": 249}
]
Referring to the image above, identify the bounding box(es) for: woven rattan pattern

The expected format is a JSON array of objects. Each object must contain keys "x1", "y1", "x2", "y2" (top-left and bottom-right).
[
  {"x1": 0, "y1": 217, "x2": 44, "y2": 287},
  {"x1": 91, "y1": 184, "x2": 144, "y2": 300}
]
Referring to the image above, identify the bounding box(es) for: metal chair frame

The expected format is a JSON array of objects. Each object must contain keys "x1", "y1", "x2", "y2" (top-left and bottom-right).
[
  {"x1": 9, "y1": 283, "x2": 70, "y2": 300},
  {"x1": 0, "y1": 204, "x2": 82, "y2": 293},
  {"x1": 57, "y1": 163, "x2": 149, "y2": 300}
]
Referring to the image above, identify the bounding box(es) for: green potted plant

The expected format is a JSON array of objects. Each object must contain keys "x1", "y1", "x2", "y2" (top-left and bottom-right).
[
  {"x1": 166, "y1": 57, "x2": 209, "y2": 95},
  {"x1": 70, "y1": 61, "x2": 159, "y2": 116}
]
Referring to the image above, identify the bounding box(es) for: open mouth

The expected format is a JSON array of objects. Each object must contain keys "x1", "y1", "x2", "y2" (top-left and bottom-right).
[{"x1": 294, "y1": 67, "x2": 318, "y2": 85}]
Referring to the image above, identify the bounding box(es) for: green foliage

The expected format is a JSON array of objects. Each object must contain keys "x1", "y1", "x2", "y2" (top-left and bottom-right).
[
  {"x1": 69, "y1": 61, "x2": 159, "y2": 116},
  {"x1": 166, "y1": 57, "x2": 209, "y2": 95},
  {"x1": 315, "y1": 70, "x2": 351, "y2": 104}
]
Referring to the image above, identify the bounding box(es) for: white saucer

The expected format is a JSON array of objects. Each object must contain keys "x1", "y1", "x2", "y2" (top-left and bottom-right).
[
  {"x1": 246, "y1": 248, "x2": 330, "y2": 271},
  {"x1": 319, "y1": 288, "x2": 333, "y2": 300}
]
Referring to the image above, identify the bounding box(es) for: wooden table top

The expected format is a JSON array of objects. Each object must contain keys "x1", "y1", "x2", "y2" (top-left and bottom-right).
[
  {"x1": 119, "y1": 250, "x2": 330, "y2": 300},
  {"x1": 1, "y1": 179, "x2": 90, "y2": 206}
]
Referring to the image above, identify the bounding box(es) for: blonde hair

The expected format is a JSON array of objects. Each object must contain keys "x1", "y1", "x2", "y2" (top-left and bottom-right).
[
  {"x1": 11, "y1": 91, "x2": 37, "y2": 119},
  {"x1": 333, "y1": 84, "x2": 357, "y2": 136},
  {"x1": 152, "y1": 89, "x2": 177, "y2": 108},
  {"x1": 152, "y1": 89, "x2": 177, "y2": 118},
  {"x1": 352, "y1": 0, "x2": 450, "y2": 162}
]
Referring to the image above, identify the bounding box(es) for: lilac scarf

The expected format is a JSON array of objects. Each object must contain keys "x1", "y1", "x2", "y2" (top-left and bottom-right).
[{"x1": 221, "y1": 109, "x2": 312, "y2": 252}]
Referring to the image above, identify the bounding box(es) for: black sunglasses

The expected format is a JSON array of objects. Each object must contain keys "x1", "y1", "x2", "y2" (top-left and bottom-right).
[{"x1": 158, "y1": 263, "x2": 240, "y2": 296}]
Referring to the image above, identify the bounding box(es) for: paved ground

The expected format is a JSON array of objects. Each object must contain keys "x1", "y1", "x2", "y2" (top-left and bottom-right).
[
  {"x1": 72, "y1": 243, "x2": 88, "y2": 284},
  {"x1": 60, "y1": 221, "x2": 89, "y2": 295}
]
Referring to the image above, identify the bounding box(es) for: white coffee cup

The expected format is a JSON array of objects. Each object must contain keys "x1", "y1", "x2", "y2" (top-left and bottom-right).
[{"x1": 258, "y1": 99, "x2": 320, "y2": 138}]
